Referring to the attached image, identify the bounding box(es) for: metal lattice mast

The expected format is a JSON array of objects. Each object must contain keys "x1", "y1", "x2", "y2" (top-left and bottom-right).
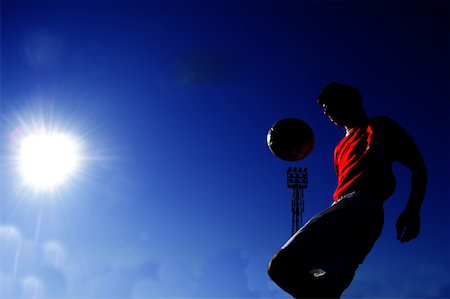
[{"x1": 287, "y1": 167, "x2": 308, "y2": 235}]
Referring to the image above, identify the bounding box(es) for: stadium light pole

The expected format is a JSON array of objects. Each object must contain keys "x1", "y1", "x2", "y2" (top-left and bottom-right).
[{"x1": 287, "y1": 167, "x2": 308, "y2": 235}]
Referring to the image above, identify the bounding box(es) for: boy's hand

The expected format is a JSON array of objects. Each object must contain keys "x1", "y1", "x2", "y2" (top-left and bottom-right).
[{"x1": 396, "y1": 209, "x2": 420, "y2": 243}]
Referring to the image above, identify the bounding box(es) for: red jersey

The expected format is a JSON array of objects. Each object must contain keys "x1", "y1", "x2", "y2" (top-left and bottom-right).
[
  {"x1": 333, "y1": 118, "x2": 396, "y2": 202},
  {"x1": 333, "y1": 126, "x2": 373, "y2": 201}
]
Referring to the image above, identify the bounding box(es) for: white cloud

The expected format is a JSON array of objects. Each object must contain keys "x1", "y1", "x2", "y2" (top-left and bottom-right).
[
  {"x1": 0, "y1": 225, "x2": 22, "y2": 277},
  {"x1": 0, "y1": 225, "x2": 22, "y2": 242},
  {"x1": 21, "y1": 276, "x2": 45, "y2": 299},
  {"x1": 0, "y1": 225, "x2": 68, "y2": 298},
  {"x1": 42, "y1": 241, "x2": 66, "y2": 269}
]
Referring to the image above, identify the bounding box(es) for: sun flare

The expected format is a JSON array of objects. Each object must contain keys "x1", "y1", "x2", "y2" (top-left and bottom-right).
[{"x1": 19, "y1": 133, "x2": 80, "y2": 190}]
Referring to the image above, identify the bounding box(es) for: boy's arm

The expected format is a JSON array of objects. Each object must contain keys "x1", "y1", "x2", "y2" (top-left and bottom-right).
[{"x1": 383, "y1": 118, "x2": 427, "y2": 243}]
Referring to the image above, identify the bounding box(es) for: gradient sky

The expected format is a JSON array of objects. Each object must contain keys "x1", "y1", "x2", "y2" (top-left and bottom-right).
[{"x1": 1, "y1": 2, "x2": 449, "y2": 298}]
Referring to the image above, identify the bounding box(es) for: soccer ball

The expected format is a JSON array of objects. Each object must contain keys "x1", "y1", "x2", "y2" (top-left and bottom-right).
[{"x1": 267, "y1": 118, "x2": 315, "y2": 161}]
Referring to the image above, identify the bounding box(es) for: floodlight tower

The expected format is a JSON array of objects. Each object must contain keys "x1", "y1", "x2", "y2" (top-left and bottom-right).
[{"x1": 287, "y1": 167, "x2": 308, "y2": 235}]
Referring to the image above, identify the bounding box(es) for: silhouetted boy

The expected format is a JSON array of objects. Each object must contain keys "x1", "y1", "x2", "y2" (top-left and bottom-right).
[{"x1": 268, "y1": 82, "x2": 427, "y2": 298}]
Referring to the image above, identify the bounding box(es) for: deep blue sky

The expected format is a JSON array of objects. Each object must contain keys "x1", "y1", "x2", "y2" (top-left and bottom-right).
[{"x1": 1, "y1": 2, "x2": 449, "y2": 298}]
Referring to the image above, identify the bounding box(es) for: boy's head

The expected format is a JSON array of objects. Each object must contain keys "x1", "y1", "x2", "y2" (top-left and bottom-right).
[
  {"x1": 317, "y1": 82, "x2": 366, "y2": 127},
  {"x1": 317, "y1": 82, "x2": 362, "y2": 108}
]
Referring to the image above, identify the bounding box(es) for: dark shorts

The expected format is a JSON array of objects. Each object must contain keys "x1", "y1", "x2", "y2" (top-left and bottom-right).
[{"x1": 269, "y1": 192, "x2": 384, "y2": 298}]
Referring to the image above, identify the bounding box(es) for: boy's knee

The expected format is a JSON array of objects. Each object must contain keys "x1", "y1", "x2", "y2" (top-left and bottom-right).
[
  {"x1": 268, "y1": 249, "x2": 312, "y2": 298},
  {"x1": 267, "y1": 250, "x2": 287, "y2": 283}
]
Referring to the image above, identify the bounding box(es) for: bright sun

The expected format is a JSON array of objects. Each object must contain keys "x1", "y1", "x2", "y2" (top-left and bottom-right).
[{"x1": 19, "y1": 133, "x2": 80, "y2": 190}]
